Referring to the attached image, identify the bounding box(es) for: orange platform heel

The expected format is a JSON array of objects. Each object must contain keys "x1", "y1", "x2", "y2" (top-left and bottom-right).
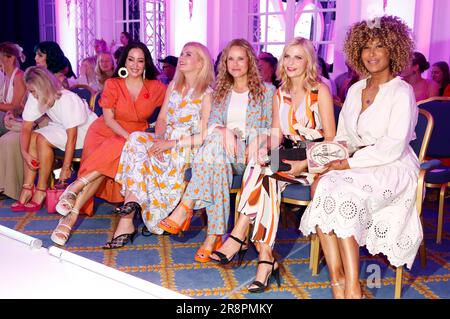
[
  {"x1": 158, "y1": 202, "x2": 193, "y2": 236},
  {"x1": 194, "y1": 235, "x2": 223, "y2": 263}
]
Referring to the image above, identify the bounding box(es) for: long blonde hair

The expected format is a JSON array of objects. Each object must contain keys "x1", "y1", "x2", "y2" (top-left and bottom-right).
[
  {"x1": 173, "y1": 42, "x2": 214, "y2": 98},
  {"x1": 277, "y1": 37, "x2": 319, "y2": 92},
  {"x1": 24, "y1": 66, "x2": 62, "y2": 110},
  {"x1": 213, "y1": 38, "x2": 265, "y2": 105}
]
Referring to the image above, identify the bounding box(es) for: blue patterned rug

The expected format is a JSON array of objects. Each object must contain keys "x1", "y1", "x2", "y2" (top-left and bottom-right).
[{"x1": 0, "y1": 196, "x2": 448, "y2": 299}]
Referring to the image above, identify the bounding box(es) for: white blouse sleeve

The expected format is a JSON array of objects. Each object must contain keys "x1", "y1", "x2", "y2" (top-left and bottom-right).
[
  {"x1": 22, "y1": 94, "x2": 45, "y2": 122},
  {"x1": 57, "y1": 92, "x2": 89, "y2": 129},
  {"x1": 347, "y1": 87, "x2": 417, "y2": 168}
]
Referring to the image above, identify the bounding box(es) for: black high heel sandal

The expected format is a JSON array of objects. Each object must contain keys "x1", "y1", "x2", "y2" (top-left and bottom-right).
[
  {"x1": 102, "y1": 229, "x2": 138, "y2": 249},
  {"x1": 116, "y1": 201, "x2": 142, "y2": 217},
  {"x1": 248, "y1": 259, "x2": 281, "y2": 293},
  {"x1": 211, "y1": 235, "x2": 248, "y2": 266},
  {"x1": 102, "y1": 202, "x2": 141, "y2": 249}
]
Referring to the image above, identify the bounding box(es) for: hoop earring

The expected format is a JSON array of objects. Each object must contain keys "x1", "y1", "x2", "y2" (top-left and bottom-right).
[
  {"x1": 142, "y1": 69, "x2": 146, "y2": 81},
  {"x1": 118, "y1": 67, "x2": 128, "y2": 78}
]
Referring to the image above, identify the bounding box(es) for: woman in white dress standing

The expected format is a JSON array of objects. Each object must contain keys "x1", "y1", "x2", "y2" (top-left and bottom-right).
[
  {"x1": 11, "y1": 66, "x2": 97, "y2": 211},
  {"x1": 299, "y1": 15, "x2": 422, "y2": 299}
]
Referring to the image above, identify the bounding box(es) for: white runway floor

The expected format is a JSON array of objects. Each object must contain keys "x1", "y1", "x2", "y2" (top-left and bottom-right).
[{"x1": 0, "y1": 227, "x2": 187, "y2": 299}]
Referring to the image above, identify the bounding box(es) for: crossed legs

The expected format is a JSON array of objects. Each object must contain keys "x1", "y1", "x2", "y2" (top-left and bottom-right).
[{"x1": 52, "y1": 171, "x2": 105, "y2": 244}]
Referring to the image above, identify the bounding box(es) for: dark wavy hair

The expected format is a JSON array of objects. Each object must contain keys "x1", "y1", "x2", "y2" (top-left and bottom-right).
[
  {"x1": 34, "y1": 41, "x2": 66, "y2": 74},
  {"x1": 112, "y1": 41, "x2": 159, "y2": 80}
]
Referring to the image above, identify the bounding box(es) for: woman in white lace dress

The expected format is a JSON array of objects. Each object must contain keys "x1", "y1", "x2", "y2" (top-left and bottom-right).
[{"x1": 299, "y1": 16, "x2": 422, "y2": 299}]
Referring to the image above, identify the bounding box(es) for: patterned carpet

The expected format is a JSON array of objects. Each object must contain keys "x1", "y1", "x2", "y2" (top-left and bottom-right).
[{"x1": 0, "y1": 195, "x2": 448, "y2": 299}]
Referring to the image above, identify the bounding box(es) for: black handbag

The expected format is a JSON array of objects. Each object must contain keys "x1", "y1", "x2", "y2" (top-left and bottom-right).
[{"x1": 269, "y1": 137, "x2": 323, "y2": 172}]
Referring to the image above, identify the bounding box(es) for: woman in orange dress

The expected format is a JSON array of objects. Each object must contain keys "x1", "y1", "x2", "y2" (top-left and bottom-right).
[{"x1": 51, "y1": 42, "x2": 166, "y2": 246}]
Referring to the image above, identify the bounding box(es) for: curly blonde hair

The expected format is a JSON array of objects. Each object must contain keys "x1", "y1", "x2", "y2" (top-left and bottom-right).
[
  {"x1": 277, "y1": 37, "x2": 319, "y2": 92},
  {"x1": 213, "y1": 39, "x2": 265, "y2": 105},
  {"x1": 343, "y1": 15, "x2": 414, "y2": 76}
]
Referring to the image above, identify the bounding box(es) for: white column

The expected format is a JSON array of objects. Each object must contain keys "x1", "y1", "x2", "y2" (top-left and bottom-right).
[
  {"x1": 429, "y1": 0, "x2": 450, "y2": 66},
  {"x1": 285, "y1": 0, "x2": 295, "y2": 42},
  {"x1": 55, "y1": 0, "x2": 77, "y2": 71},
  {"x1": 332, "y1": 0, "x2": 362, "y2": 79},
  {"x1": 169, "y1": 0, "x2": 208, "y2": 56}
]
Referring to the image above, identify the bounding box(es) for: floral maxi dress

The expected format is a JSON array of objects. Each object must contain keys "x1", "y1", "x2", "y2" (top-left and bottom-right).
[{"x1": 115, "y1": 88, "x2": 210, "y2": 234}]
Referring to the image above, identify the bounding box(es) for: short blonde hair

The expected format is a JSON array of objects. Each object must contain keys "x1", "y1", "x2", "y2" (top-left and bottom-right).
[
  {"x1": 277, "y1": 37, "x2": 319, "y2": 92},
  {"x1": 173, "y1": 42, "x2": 214, "y2": 98},
  {"x1": 24, "y1": 66, "x2": 62, "y2": 109}
]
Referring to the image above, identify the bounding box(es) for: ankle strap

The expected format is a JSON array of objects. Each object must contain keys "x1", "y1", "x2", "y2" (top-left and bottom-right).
[
  {"x1": 35, "y1": 187, "x2": 47, "y2": 193},
  {"x1": 78, "y1": 177, "x2": 90, "y2": 186},
  {"x1": 229, "y1": 234, "x2": 246, "y2": 246},
  {"x1": 22, "y1": 184, "x2": 34, "y2": 190},
  {"x1": 257, "y1": 260, "x2": 276, "y2": 266},
  {"x1": 179, "y1": 201, "x2": 193, "y2": 214}
]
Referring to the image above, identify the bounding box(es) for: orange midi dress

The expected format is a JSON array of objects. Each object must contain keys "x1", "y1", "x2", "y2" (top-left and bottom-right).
[{"x1": 78, "y1": 77, "x2": 166, "y2": 215}]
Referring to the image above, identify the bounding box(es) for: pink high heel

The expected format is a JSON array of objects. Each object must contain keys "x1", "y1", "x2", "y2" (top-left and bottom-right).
[
  {"x1": 11, "y1": 184, "x2": 34, "y2": 212},
  {"x1": 23, "y1": 187, "x2": 47, "y2": 212}
]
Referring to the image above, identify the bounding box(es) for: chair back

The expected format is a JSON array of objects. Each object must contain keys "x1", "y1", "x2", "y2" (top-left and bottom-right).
[
  {"x1": 410, "y1": 108, "x2": 434, "y2": 162},
  {"x1": 69, "y1": 84, "x2": 94, "y2": 106},
  {"x1": 92, "y1": 91, "x2": 103, "y2": 117},
  {"x1": 417, "y1": 97, "x2": 450, "y2": 158}
]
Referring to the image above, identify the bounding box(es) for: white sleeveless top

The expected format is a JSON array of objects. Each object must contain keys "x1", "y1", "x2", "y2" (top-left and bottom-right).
[{"x1": 1, "y1": 68, "x2": 19, "y2": 104}]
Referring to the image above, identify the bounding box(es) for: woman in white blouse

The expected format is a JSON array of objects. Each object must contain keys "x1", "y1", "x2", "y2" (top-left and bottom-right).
[
  {"x1": 299, "y1": 16, "x2": 422, "y2": 299},
  {"x1": 11, "y1": 66, "x2": 97, "y2": 212}
]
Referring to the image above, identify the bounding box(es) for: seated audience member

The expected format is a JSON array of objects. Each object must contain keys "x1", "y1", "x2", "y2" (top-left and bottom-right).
[
  {"x1": 104, "y1": 42, "x2": 214, "y2": 249},
  {"x1": 11, "y1": 66, "x2": 97, "y2": 212},
  {"x1": 318, "y1": 56, "x2": 335, "y2": 95},
  {"x1": 211, "y1": 37, "x2": 335, "y2": 293},
  {"x1": 158, "y1": 55, "x2": 178, "y2": 85},
  {"x1": 444, "y1": 84, "x2": 450, "y2": 97},
  {"x1": 431, "y1": 61, "x2": 450, "y2": 96},
  {"x1": 0, "y1": 42, "x2": 27, "y2": 200},
  {"x1": 1, "y1": 41, "x2": 67, "y2": 201},
  {"x1": 112, "y1": 31, "x2": 133, "y2": 63},
  {"x1": 76, "y1": 56, "x2": 97, "y2": 89},
  {"x1": 63, "y1": 56, "x2": 77, "y2": 87},
  {"x1": 401, "y1": 52, "x2": 439, "y2": 101},
  {"x1": 334, "y1": 62, "x2": 359, "y2": 103},
  {"x1": 158, "y1": 39, "x2": 275, "y2": 263},
  {"x1": 50, "y1": 42, "x2": 166, "y2": 246},
  {"x1": 34, "y1": 41, "x2": 69, "y2": 87},
  {"x1": 93, "y1": 39, "x2": 108, "y2": 60},
  {"x1": 93, "y1": 51, "x2": 115, "y2": 91},
  {"x1": 258, "y1": 54, "x2": 280, "y2": 88},
  {"x1": 300, "y1": 16, "x2": 422, "y2": 299},
  {"x1": 0, "y1": 42, "x2": 26, "y2": 136}
]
